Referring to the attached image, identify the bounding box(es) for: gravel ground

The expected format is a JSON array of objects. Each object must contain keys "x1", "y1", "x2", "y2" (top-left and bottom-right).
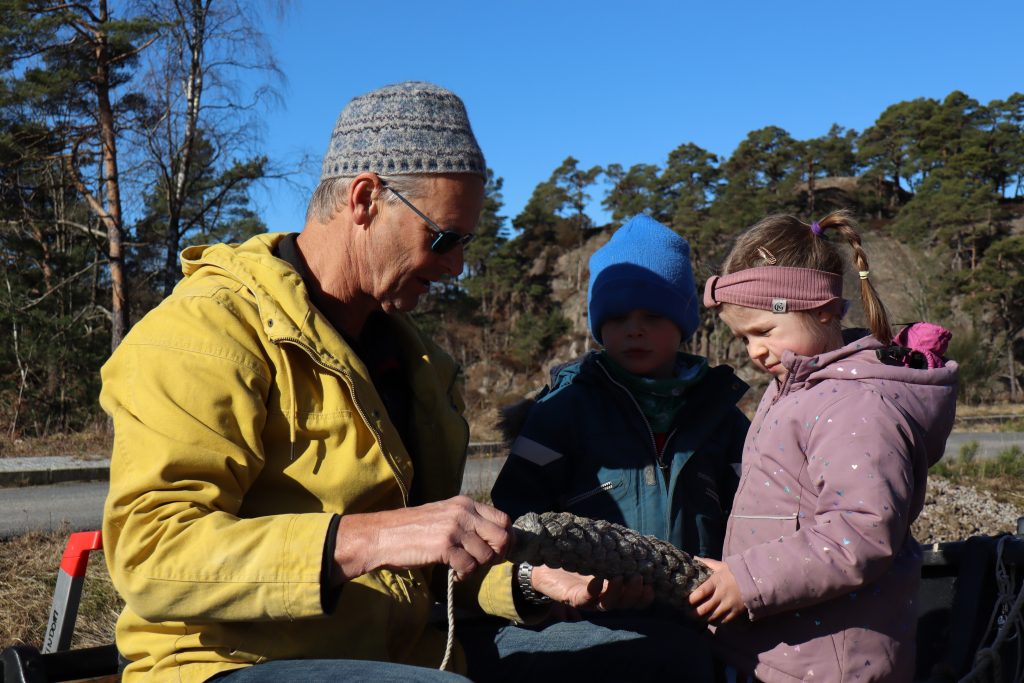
[{"x1": 912, "y1": 476, "x2": 1024, "y2": 544}]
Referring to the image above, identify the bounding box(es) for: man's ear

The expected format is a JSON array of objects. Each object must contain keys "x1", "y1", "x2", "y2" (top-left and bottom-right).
[{"x1": 349, "y1": 173, "x2": 381, "y2": 227}]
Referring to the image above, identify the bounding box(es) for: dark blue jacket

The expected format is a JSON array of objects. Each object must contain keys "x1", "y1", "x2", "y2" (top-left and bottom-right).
[{"x1": 492, "y1": 351, "x2": 749, "y2": 559}]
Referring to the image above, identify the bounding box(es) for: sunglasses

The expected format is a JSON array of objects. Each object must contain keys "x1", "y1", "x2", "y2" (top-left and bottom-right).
[{"x1": 382, "y1": 183, "x2": 475, "y2": 254}]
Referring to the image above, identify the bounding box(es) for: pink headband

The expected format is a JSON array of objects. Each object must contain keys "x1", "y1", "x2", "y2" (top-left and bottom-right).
[{"x1": 703, "y1": 266, "x2": 844, "y2": 314}]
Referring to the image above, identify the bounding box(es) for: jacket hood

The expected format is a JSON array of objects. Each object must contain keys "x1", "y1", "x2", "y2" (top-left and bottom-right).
[
  {"x1": 180, "y1": 234, "x2": 308, "y2": 335},
  {"x1": 781, "y1": 330, "x2": 959, "y2": 466},
  {"x1": 179, "y1": 234, "x2": 453, "y2": 371},
  {"x1": 177, "y1": 234, "x2": 463, "y2": 469}
]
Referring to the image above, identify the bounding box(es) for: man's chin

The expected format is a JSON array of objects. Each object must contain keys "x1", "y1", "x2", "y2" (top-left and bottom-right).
[{"x1": 381, "y1": 295, "x2": 421, "y2": 313}]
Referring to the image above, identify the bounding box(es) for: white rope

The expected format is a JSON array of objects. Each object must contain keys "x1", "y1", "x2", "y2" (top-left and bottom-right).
[
  {"x1": 439, "y1": 566, "x2": 456, "y2": 671},
  {"x1": 959, "y1": 536, "x2": 1024, "y2": 683}
]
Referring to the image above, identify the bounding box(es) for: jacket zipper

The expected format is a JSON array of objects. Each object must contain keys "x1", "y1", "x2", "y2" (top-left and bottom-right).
[
  {"x1": 564, "y1": 481, "x2": 618, "y2": 507},
  {"x1": 274, "y1": 336, "x2": 410, "y2": 505},
  {"x1": 595, "y1": 363, "x2": 672, "y2": 471}
]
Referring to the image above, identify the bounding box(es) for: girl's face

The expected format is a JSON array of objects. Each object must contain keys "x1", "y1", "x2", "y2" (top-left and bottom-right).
[
  {"x1": 600, "y1": 310, "x2": 682, "y2": 379},
  {"x1": 719, "y1": 305, "x2": 840, "y2": 382}
]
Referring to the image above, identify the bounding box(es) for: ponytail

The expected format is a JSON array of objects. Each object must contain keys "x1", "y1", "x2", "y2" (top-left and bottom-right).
[{"x1": 815, "y1": 212, "x2": 892, "y2": 344}]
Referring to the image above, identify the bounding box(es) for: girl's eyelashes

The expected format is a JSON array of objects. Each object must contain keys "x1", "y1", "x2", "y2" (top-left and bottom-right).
[{"x1": 734, "y1": 328, "x2": 771, "y2": 341}]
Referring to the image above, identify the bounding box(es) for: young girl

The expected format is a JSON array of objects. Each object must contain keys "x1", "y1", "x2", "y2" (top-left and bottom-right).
[{"x1": 690, "y1": 211, "x2": 958, "y2": 682}]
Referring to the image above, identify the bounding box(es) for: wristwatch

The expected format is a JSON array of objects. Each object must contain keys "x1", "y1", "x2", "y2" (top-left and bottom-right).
[{"x1": 515, "y1": 562, "x2": 552, "y2": 605}]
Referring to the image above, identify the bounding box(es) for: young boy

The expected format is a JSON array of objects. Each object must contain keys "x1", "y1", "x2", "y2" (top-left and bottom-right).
[
  {"x1": 492, "y1": 214, "x2": 749, "y2": 561},
  {"x1": 462, "y1": 215, "x2": 750, "y2": 682}
]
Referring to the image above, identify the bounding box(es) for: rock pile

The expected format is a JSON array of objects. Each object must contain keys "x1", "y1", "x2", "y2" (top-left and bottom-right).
[{"x1": 913, "y1": 476, "x2": 1024, "y2": 544}]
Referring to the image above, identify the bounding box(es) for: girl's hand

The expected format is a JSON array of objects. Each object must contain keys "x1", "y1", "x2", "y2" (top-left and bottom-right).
[{"x1": 688, "y1": 557, "x2": 746, "y2": 625}]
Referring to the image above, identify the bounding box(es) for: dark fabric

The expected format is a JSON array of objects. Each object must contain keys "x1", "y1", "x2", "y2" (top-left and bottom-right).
[
  {"x1": 320, "y1": 513, "x2": 342, "y2": 613},
  {"x1": 206, "y1": 658, "x2": 469, "y2": 682},
  {"x1": 460, "y1": 613, "x2": 714, "y2": 683},
  {"x1": 492, "y1": 350, "x2": 749, "y2": 560}
]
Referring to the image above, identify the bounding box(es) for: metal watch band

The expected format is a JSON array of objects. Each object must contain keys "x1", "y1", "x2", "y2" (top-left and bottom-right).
[{"x1": 516, "y1": 562, "x2": 552, "y2": 605}]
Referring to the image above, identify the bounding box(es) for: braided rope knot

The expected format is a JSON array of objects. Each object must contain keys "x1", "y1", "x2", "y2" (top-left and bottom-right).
[{"x1": 509, "y1": 511, "x2": 711, "y2": 609}]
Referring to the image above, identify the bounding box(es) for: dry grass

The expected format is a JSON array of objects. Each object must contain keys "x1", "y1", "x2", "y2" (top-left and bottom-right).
[
  {"x1": 955, "y1": 402, "x2": 1024, "y2": 432},
  {"x1": 956, "y1": 403, "x2": 1024, "y2": 417},
  {"x1": 0, "y1": 422, "x2": 112, "y2": 460},
  {"x1": 0, "y1": 528, "x2": 121, "y2": 649}
]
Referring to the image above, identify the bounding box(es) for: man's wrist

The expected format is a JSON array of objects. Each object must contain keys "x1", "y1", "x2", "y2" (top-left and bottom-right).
[{"x1": 515, "y1": 562, "x2": 552, "y2": 605}]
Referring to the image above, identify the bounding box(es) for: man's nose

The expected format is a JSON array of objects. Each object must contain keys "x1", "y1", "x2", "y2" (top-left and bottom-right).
[{"x1": 440, "y1": 246, "x2": 464, "y2": 277}]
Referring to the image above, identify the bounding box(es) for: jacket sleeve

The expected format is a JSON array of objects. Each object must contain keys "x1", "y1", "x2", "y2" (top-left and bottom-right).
[
  {"x1": 101, "y1": 292, "x2": 335, "y2": 623},
  {"x1": 725, "y1": 392, "x2": 916, "y2": 621},
  {"x1": 490, "y1": 390, "x2": 574, "y2": 520}
]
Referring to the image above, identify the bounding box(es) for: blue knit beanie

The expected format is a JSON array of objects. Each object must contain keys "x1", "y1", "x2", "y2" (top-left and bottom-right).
[{"x1": 587, "y1": 215, "x2": 699, "y2": 343}]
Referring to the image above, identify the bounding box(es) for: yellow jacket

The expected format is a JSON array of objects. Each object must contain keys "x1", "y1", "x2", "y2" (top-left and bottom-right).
[{"x1": 101, "y1": 233, "x2": 520, "y2": 682}]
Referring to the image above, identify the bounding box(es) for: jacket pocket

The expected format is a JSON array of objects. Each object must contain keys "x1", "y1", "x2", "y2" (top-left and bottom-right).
[{"x1": 727, "y1": 513, "x2": 799, "y2": 550}]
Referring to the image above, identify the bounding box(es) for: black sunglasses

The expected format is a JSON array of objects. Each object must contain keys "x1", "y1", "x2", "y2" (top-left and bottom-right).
[{"x1": 381, "y1": 183, "x2": 475, "y2": 254}]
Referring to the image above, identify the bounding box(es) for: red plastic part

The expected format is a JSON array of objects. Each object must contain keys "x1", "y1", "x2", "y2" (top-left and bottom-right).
[{"x1": 59, "y1": 530, "x2": 103, "y2": 577}]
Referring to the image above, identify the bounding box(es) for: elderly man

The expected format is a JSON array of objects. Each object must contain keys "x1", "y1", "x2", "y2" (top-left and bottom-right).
[{"x1": 100, "y1": 82, "x2": 686, "y2": 683}]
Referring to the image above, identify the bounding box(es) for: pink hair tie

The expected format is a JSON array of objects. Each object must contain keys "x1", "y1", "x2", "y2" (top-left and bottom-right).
[{"x1": 810, "y1": 221, "x2": 823, "y2": 236}]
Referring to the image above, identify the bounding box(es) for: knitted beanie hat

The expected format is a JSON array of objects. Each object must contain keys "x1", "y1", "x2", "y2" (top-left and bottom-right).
[
  {"x1": 587, "y1": 215, "x2": 700, "y2": 343},
  {"x1": 320, "y1": 81, "x2": 486, "y2": 181}
]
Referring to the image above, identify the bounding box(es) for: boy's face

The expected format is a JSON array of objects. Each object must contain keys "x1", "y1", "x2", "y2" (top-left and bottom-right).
[{"x1": 600, "y1": 310, "x2": 682, "y2": 379}]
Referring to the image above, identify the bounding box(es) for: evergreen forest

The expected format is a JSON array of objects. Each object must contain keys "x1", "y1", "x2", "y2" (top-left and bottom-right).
[{"x1": 2, "y1": 0, "x2": 1023, "y2": 439}]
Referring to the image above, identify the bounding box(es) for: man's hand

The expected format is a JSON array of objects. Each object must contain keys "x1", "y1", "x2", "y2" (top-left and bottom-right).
[
  {"x1": 333, "y1": 496, "x2": 511, "y2": 583},
  {"x1": 688, "y1": 557, "x2": 746, "y2": 625},
  {"x1": 530, "y1": 565, "x2": 654, "y2": 614}
]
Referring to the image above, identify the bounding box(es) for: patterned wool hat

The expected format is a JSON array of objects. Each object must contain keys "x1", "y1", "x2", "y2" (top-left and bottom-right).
[
  {"x1": 320, "y1": 81, "x2": 486, "y2": 181},
  {"x1": 588, "y1": 215, "x2": 700, "y2": 343}
]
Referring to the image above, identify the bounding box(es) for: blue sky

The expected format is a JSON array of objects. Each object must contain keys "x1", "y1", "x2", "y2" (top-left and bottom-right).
[{"x1": 250, "y1": 1, "x2": 1024, "y2": 232}]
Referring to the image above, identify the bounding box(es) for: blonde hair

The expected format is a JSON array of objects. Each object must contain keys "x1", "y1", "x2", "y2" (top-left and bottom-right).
[{"x1": 721, "y1": 210, "x2": 892, "y2": 344}]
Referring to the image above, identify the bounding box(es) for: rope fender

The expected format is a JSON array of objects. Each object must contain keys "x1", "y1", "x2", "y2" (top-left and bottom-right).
[
  {"x1": 439, "y1": 511, "x2": 712, "y2": 670},
  {"x1": 509, "y1": 511, "x2": 711, "y2": 609}
]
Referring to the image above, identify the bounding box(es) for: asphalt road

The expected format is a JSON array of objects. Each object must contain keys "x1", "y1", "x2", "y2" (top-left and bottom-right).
[
  {"x1": 944, "y1": 431, "x2": 1024, "y2": 459},
  {"x1": 2, "y1": 433, "x2": 1021, "y2": 538},
  {"x1": 0, "y1": 456, "x2": 507, "y2": 539},
  {"x1": 0, "y1": 480, "x2": 107, "y2": 538}
]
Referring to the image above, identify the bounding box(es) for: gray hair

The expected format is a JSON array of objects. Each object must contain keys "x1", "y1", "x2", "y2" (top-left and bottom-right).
[{"x1": 304, "y1": 174, "x2": 430, "y2": 225}]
